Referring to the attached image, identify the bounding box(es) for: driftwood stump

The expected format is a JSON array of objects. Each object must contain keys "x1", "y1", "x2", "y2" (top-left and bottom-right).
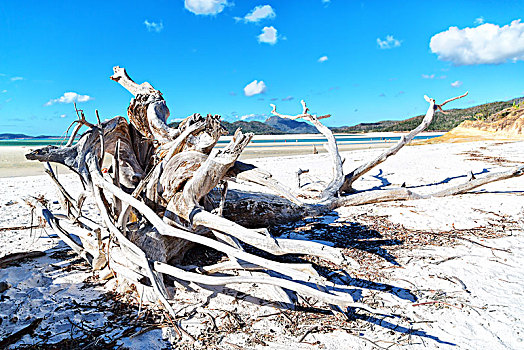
[{"x1": 25, "y1": 67, "x2": 524, "y2": 326}]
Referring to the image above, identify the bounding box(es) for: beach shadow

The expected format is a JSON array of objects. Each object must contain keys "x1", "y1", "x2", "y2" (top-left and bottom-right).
[
  {"x1": 468, "y1": 190, "x2": 524, "y2": 194},
  {"x1": 350, "y1": 312, "x2": 457, "y2": 346},
  {"x1": 188, "y1": 282, "x2": 453, "y2": 347},
  {"x1": 368, "y1": 169, "x2": 392, "y2": 191},
  {"x1": 0, "y1": 242, "x2": 171, "y2": 349},
  {"x1": 408, "y1": 168, "x2": 490, "y2": 189},
  {"x1": 358, "y1": 168, "x2": 492, "y2": 192},
  {"x1": 271, "y1": 212, "x2": 403, "y2": 266}
]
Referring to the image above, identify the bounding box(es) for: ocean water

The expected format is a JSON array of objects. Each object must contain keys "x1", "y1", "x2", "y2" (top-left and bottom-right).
[
  {"x1": 0, "y1": 138, "x2": 72, "y2": 147},
  {"x1": 0, "y1": 134, "x2": 441, "y2": 147}
]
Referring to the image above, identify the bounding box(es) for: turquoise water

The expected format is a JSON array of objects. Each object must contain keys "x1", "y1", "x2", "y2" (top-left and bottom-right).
[
  {"x1": 216, "y1": 134, "x2": 440, "y2": 145},
  {"x1": 0, "y1": 138, "x2": 72, "y2": 147},
  {"x1": 0, "y1": 134, "x2": 441, "y2": 147}
]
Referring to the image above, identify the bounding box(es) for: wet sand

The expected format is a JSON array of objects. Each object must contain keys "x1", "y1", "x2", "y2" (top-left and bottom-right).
[
  {"x1": 0, "y1": 142, "x2": 398, "y2": 178},
  {"x1": 0, "y1": 131, "x2": 442, "y2": 178}
]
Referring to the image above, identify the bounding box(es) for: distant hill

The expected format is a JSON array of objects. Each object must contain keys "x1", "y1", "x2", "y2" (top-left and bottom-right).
[
  {"x1": 335, "y1": 97, "x2": 524, "y2": 133},
  {"x1": 220, "y1": 120, "x2": 284, "y2": 135},
  {"x1": 265, "y1": 116, "x2": 319, "y2": 134},
  {"x1": 331, "y1": 121, "x2": 397, "y2": 133},
  {"x1": 0, "y1": 133, "x2": 58, "y2": 140},
  {"x1": 168, "y1": 120, "x2": 284, "y2": 135}
]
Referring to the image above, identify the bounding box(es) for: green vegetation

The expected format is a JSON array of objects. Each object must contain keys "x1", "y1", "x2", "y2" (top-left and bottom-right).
[
  {"x1": 335, "y1": 98, "x2": 523, "y2": 133},
  {"x1": 168, "y1": 120, "x2": 285, "y2": 135},
  {"x1": 167, "y1": 97, "x2": 524, "y2": 135},
  {"x1": 220, "y1": 120, "x2": 285, "y2": 135}
]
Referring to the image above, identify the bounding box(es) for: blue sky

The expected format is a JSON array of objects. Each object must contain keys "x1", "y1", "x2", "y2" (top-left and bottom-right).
[{"x1": 1, "y1": 0, "x2": 524, "y2": 135}]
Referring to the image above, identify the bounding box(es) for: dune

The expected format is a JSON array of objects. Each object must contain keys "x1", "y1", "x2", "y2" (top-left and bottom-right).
[{"x1": 420, "y1": 105, "x2": 524, "y2": 144}]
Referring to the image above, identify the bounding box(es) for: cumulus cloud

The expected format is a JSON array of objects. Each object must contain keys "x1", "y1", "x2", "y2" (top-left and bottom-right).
[
  {"x1": 10, "y1": 77, "x2": 24, "y2": 81},
  {"x1": 241, "y1": 5, "x2": 275, "y2": 23},
  {"x1": 318, "y1": 55, "x2": 328, "y2": 63},
  {"x1": 144, "y1": 20, "x2": 163, "y2": 32},
  {"x1": 258, "y1": 26, "x2": 278, "y2": 45},
  {"x1": 60, "y1": 114, "x2": 67, "y2": 118},
  {"x1": 430, "y1": 19, "x2": 524, "y2": 65},
  {"x1": 1, "y1": 90, "x2": 6, "y2": 93},
  {"x1": 244, "y1": 80, "x2": 266, "y2": 96},
  {"x1": 45, "y1": 92, "x2": 93, "y2": 106},
  {"x1": 184, "y1": 0, "x2": 229, "y2": 15},
  {"x1": 377, "y1": 35, "x2": 401, "y2": 49},
  {"x1": 451, "y1": 80, "x2": 463, "y2": 88}
]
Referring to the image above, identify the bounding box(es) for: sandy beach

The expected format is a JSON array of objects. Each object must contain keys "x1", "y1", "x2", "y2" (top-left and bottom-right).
[{"x1": 1, "y1": 139, "x2": 523, "y2": 349}]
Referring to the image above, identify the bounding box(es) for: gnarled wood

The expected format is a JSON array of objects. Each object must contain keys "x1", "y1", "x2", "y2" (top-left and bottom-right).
[
  {"x1": 25, "y1": 66, "x2": 523, "y2": 326},
  {"x1": 271, "y1": 100, "x2": 344, "y2": 201},
  {"x1": 340, "y1": 92, "x2": 469, "y2": 193}
]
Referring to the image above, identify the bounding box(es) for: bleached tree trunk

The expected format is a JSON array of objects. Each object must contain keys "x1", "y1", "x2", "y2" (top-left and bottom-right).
[{"x1": 25, "y1": 67, "x2": 522, "y2": 323}]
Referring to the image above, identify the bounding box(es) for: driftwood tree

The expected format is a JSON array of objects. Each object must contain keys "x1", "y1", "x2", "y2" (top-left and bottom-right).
[{"x1": 25, "y1": 67, "x2": 524, "y2": 327}]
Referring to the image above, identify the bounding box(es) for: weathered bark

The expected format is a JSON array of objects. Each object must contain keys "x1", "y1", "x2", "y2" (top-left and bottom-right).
[
  {"x1": 271, "y1": 100, "x2": 343, "y2": 201},
  {"x1": 26, "y1": 116, "x2": 144, "y2": 188},
  {"x1": 24, "y1": 66, "x2": 522, "y2": 324}
]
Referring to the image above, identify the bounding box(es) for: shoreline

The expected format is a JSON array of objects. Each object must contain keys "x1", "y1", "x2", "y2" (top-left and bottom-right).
[
  {"x1": 0, "y1": 142, "x2": 396, "y2": 178},
  {"x1": 0, "y1": 131, "x2": 442, "y2": 178}
]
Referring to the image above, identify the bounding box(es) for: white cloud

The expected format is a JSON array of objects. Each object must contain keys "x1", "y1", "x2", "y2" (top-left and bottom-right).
[
  {"x1": 60, "y1": 114, "x2": 67, "y2": 118},
  {"x1": 451, "y1": 80, "x2": 463, "y2": 88},
  {"x1": 377, "y1": 35, "x2": 401, "y2": 49},
  {"x1": 10, "y1": 77, "x2": 24, "y2": 81},
  {"x1": 45, "y1": 92, "x2": 93, "y2": 106},
  {"x1": 1, "y1": 90, "x2": 6, "y2": 93},
  {"x1": 421, "y1": 74, "x2": 447, "y2": 80},
  {"x1": 430, "y1": 19, "x2": 524, "y2": 65},
  {"x1": 242, "y1": 5, "x2": 275, "y2": 23},
  {"x1": 475, "y1": 17, "x2": 485, "y2": 25},
  {"x1": 318, "y1": 55, "x2": 328, "y2": 63},
  {"x1": 144, "y1": 20, "x2": 163, "y2": 32},
  {"x1": 238, "y1": 113, "x2": 266, "y2": 121},
  {"x1": 244, "y1": 80, "x2": 266, "y2": 96},
  {"x1": 258, "y1": 26, "x2": 278, "y2": 45},
  {"x1": 322, "y1": 0, "x2": 331, "y2": 3},
  {"x1": 184, "y1": 0, "x2": 229, "y2": 15}
]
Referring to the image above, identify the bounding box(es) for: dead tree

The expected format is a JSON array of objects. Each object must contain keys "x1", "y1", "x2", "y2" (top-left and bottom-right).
[{"x1": 25, "y1": 67, "x2": 524, "y2": 325}]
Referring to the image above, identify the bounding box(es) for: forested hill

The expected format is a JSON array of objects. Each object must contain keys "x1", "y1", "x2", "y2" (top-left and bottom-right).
[
  {"x1": 168, "y1": 120, "x2": 285, "y2": 135},
  {"x1": 333, "y1": 97, "x2": 524, "y2": 133},
  {"x1": 166, "y1": 97, "x2": 523, "y2": 135}
]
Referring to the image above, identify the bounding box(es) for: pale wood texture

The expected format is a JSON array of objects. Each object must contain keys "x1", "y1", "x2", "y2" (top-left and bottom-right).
[{"x1": 25, "y1": 67, "x2": 520, "y2": 322}]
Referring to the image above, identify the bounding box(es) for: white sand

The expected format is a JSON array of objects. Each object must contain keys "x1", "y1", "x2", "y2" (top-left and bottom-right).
[{"x1": 0, "y1": 140, "x2": 523, "y2": 349}]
